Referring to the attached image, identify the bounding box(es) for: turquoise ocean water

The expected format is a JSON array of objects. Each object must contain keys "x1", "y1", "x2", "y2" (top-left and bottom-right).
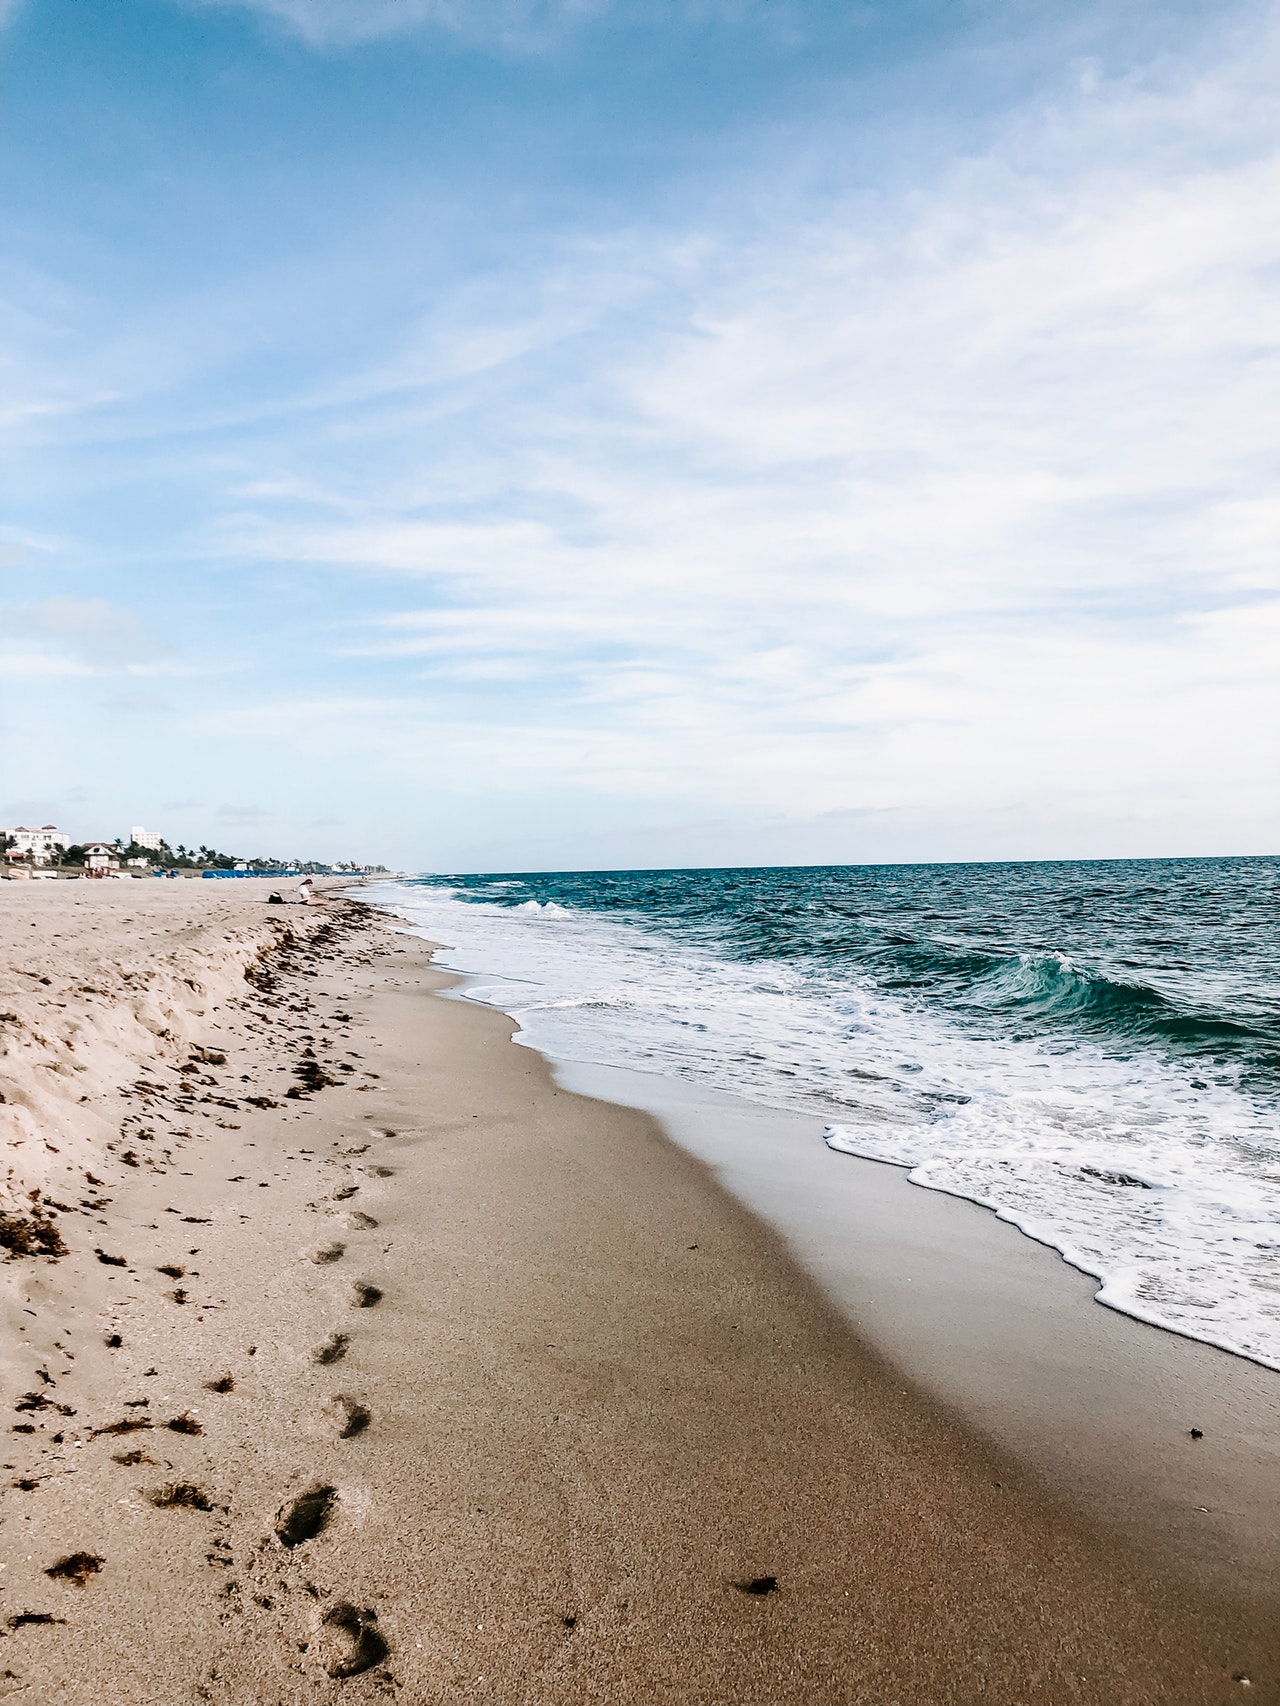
[{"x1": 370, "y1": 859, "x2": 1280, "y2": 1369}]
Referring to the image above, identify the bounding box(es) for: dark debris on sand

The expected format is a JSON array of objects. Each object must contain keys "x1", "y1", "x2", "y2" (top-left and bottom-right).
[
  {"x1": 0, "y1": 1199, "x2": 67, "y2": 1259},
  {"x1": 93, "y1": 1417, "x2": 153, "y2": 1437},
  {"x1": 45, "y1": 1553, "x2": 103, "y2": 1587},
  {"x1": 149, "y1": 1482, "x2": 214, "y2": 1511}
]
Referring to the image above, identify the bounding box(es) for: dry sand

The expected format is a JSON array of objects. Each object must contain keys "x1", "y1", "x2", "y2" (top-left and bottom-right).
[{"x1": 0, "y1": 879, "x2": 1274, "y2": 1703}]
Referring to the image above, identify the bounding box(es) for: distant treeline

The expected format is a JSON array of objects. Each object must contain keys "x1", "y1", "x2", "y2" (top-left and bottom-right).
[{"x1": 56, "y1": 839, "x2": 385, "y2": 874}]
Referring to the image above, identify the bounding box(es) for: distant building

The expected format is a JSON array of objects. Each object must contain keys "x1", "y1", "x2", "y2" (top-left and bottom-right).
[
  {"x1": 2, "y1": 824, "x2": 72, "y2": 865},
  {"x1": 82, "y1": 841, "x2": 121, "y2": 875},
  {"x1": 130, "y1": 826, "x2": 164, "y2": 851}
]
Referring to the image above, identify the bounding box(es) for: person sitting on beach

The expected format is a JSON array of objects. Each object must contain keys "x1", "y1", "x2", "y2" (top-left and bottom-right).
[{"x1": 297, "y1": 876, "x2": 318, "y2": 905}]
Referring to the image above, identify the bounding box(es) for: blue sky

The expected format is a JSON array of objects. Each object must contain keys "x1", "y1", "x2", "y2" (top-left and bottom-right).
[{"x1": 2, "y1": 0, "x2": 1278, "y2": 870}]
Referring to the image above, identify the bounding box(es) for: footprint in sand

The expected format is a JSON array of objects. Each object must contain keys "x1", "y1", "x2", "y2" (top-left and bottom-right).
[
  {"x1": 313, "y1": 1333, "x2": 350, "y2": 1365},
  {"x1": 350, "y1": 1282, "x2": 382, "y2": 1309},
  {"x1": 276, "y1": 1484, "x2": 337, "y2": 1548},
  {"x1": 343, "y1": 1211, "x2": 378, "y2": 1230},
  {"x1": 320, "y1": 1602, "x2": 388, "y2": 1678},
  {"x1": 309, "y1": 1242, "x2": 346, "y2": 1264},
  {"x1": 331, "y1": 1396, "x2": 371, "y2": 1438}
]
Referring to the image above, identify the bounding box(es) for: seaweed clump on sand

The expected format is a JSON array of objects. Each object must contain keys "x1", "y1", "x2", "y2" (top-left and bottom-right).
[
  {"x1": 45, "y1": 1553, "x2": 103, "y2": 1587},
  {"x1": 0, "y1": 1198, "x2": 67, "y2": 1259},
  {"x1": 149, "y1": 1482, "x2": 213, "y2": 1511},
  {"x1": 287, "y1": 1053, "x2": 340, "y2": 1097}
]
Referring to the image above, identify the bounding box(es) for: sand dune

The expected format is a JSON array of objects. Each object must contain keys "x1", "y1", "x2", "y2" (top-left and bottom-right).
[{"x1": 0, "y1": 881, "x2": 342, "y2": 1233}]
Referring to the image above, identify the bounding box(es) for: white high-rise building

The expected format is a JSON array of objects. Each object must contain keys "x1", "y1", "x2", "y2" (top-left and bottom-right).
[{"x1": 130, "y1": 826, "x2": 164, "y2": 851}]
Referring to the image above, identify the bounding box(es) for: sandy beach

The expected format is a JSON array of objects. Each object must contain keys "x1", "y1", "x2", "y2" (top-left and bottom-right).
[{"x1": 0, "y1": 880, "x2": 1275, "y2": 1703}]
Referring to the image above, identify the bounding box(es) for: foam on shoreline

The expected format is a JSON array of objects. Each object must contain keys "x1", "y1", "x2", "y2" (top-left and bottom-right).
[{"x1": 366, "y1": 877, "x2": 1280, "y2": 1370}]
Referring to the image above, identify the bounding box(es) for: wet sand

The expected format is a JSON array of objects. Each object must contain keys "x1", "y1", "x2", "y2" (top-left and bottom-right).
[
  {"x1": 552, "y1": 1058, "x2": 1280, "y2": 1605},
  {"x1": 0, "y1": 882, "x2": 1274, "y2": 1702}
]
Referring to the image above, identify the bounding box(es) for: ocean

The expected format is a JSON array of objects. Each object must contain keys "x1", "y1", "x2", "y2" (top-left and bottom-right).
[{"x1": 368, "y1": 858, "x2": 1280, "y2": 1371}]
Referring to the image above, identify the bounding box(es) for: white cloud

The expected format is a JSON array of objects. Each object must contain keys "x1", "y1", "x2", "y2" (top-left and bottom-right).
[
  {"x1": 210, "y1": 16, "x2": 1280, "y2": 856},
  {"x1": 0, "y1": 598, "x2": 166, "y2": 671}
]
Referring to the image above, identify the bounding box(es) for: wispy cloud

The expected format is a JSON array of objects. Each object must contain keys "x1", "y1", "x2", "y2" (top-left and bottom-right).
[
  {"x1": 217, "y1": 803, "x2": 274, "y2": 823},
  {"x1": 0, "y1": 598, "x2": 167, "y2": 671},
  {"x1": 104, "y1": 694, "x2": 176, "y2": 713},
  {"x1": 179, "y1": 0, "x2": 779, "y2": 50},
  {"x1": 199, "y1": 19, "x2": 1280, "y2": 844}
]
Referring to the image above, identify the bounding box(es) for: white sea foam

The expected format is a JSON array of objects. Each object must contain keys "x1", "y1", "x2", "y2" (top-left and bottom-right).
[{"x1": 370, "y1": 880, "x2": 1280, "y2": 1370}]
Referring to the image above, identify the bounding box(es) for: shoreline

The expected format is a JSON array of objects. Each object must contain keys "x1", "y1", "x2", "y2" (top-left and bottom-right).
[
  {"x1": 542, "y1": 1053, "x2": 1280, "y2": 1602},
  {"x1": 1, "y1": 882, "x2": 1275, "y2": 1701}
]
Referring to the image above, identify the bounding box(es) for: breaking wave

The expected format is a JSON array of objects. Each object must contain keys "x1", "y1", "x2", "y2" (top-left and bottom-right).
[{"x1": 369, "y1": 857, "x2": 1280, "y2": 1369}]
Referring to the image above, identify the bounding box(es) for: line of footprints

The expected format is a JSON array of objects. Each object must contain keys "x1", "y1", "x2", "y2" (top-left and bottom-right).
[
  {"x1": 272, "y1": 1149, "x2": 393, "y2": 1680},
  {"x1": 25, "y1": 1145, "x2": 397, "y2": 1684}
]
